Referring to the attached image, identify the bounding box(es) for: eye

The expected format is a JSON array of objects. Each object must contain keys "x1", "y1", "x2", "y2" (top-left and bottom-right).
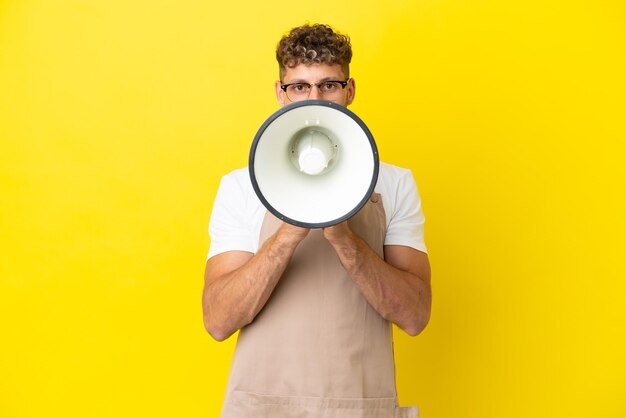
[
  {"x1": 289, "y1": 83, "x2": 309, "y2": 93},
  {"x1": 321, "y1": 82, "x2": 338, "y2": 91}
]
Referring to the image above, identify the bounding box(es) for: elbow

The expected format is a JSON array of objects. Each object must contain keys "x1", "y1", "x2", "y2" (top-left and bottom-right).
[
  {"x1": 403, "y1": 316, "x2": 429, "y2": 337},
  {"x1": 385, "y1": 296, "x2": 431, "y2": 337},
  {"x1": 202, "y1": 297, "x2": 251, "y2": 342},
  {"x1": 202, "y1": 293, "x2": 238, "y2": 342},
  {"x1": 403, "y1": 288, "x2": 432, "y2": 336},
  {"x1": 207, "y1": 329, "x2": 231, "y2": 343},
  {"x1": 400, "y1": 310, "x2": 431, "y2": 337},
  {"x1": 203, "y1": 315, "x2": 234, "y2": 342}
]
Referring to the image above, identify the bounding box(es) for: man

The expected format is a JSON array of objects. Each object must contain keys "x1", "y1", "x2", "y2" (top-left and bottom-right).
[{"x1": 203, "y1": 24, "x2": 431, "y2": 418}]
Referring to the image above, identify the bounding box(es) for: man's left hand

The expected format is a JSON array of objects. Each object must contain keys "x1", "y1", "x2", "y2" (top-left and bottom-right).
[{"x1": 322, "y1": 221, "x2": 354, "y2": 245}]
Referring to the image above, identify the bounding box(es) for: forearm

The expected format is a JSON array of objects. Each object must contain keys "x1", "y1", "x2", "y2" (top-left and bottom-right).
[
  {"x1": 326, "y1": 228, "x2": 431, "y2": 336},
  {"x1": 203, "y1": 226, "x2": 307, "y2": 341}
]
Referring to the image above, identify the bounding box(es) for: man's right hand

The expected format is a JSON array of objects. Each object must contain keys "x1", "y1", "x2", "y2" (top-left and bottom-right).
[
  {"x1": 202, "y1": 221, "x2": 309, "y2": 341},
  {"x1": 276, "y1": 222, "x2": 310, "y2": 245}
]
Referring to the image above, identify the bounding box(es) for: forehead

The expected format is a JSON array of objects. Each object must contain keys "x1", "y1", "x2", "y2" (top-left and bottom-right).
[{"x1": 282, "y1": 63, "x2": 346, "y2": 82}]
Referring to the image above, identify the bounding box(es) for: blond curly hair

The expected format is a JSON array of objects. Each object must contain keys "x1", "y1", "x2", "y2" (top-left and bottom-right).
[{"x1": 276, "y1": 24, "x2": 352, "y2": 80}]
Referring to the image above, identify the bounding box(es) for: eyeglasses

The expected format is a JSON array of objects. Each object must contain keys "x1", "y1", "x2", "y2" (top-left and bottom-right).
[{"x1": 280, "y1": 80, "x2": 349, "y2": 102}]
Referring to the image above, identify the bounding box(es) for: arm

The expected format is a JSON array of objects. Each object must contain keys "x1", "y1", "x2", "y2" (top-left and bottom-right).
[
  {"x1": 324, "y1": 222, "x2": 431, "y2": 336},
  {"x1": 202, "y1": 223, "x2": 309, "y2": 341}
]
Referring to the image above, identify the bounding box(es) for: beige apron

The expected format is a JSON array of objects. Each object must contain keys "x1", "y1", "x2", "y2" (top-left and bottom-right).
[{"x1": 220, "y1": 193, "x2": 418, "y2": 418}]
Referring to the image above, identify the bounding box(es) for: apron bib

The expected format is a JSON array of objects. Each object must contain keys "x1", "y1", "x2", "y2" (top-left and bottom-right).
[{"x1": 220, "y1": 193, "x2": 418, "y2": 418}]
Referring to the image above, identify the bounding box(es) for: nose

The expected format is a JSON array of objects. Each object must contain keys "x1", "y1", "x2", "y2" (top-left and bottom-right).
[{"x1": 308, "y1": 85, "x2": 322, "y2": 100}]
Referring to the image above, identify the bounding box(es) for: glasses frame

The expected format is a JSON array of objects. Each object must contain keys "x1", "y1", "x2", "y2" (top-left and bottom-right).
[{"x1": 280, "y1": 80, "x2": 349, "y2": 101}]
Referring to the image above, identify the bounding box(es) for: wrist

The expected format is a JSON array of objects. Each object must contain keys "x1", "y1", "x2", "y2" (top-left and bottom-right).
[
  {"x1": 325, "y1": 225, "x2": 358, "y2": 249},
  {"x1": 274, "y1": 223, "x2": 309, "y2": 248}
]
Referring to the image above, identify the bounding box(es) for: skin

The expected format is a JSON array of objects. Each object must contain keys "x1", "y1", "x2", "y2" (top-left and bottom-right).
[{"x1": 203, "y1": 63, "x2": 431, "y2": 341}]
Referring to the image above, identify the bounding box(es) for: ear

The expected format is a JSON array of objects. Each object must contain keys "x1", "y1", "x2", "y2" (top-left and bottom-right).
[
  {"x1": 345, "y1": 78, "x2": 356, "y2": 106},
  {"x1": 275, "y1": 80, "x2": 286, "y2": 106}
]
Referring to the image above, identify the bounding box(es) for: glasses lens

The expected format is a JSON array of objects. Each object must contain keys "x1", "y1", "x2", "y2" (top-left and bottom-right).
[
  {"x1": 319, "y1": 81, "x2": 342, "y2": 95},
  {"x1": 286, "y1": 83, "x2": 311, "y2": 101}
]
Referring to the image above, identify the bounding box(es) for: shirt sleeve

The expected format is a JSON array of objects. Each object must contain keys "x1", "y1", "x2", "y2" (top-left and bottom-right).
[
  {"x1": 384, "y1": 168, "x2": 428, "y2": 253},
  {"x1": 207, "y1": 173, "x2": 257, "y2": 259}
]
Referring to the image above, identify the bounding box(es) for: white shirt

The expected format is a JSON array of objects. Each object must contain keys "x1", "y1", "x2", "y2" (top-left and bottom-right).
[{"x1": 207, "y1": 162, "x2": 427, "y2": 259}]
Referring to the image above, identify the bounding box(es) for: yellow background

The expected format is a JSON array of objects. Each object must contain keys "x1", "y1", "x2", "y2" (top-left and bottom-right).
[{"x1": 1, "y1": 1, "x2": 625, "y2": 417}]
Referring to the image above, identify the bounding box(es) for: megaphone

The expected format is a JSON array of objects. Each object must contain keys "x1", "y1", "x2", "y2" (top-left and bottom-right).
[{"x1": 249, "y1": 100, "x2": 379, "y2": 228}]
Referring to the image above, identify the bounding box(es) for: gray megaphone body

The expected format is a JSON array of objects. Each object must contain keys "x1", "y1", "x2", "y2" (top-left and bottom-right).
[{"x1": 249, "y1": 100, "x2": 379, "y2": 228}]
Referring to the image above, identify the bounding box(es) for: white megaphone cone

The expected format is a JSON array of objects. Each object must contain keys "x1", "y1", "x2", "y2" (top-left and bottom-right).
[{"x1": 249, "y1": 100, "x2": 379, "y2": 228}]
